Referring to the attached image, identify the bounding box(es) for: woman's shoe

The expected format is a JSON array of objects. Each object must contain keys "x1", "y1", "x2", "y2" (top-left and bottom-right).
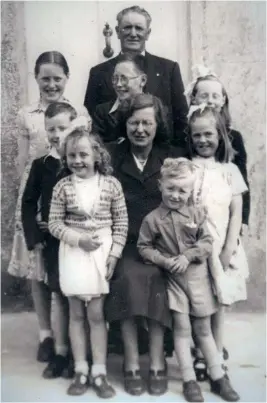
[
  {"x1": 67, "y1": 372, "x2": 89, "y2": 396},
  {"x1": 183, "y1": 380, "x2": 204, "y2": 402},
  {"x1": 91, "y1": 374, "x2": 116, "y2": 399},
  {"x1": 42, "y1": 355, "x2": 68, "y2": 379},
  {"x1": 193, "y1": 358, "x2": 208, "y2": 382},
  {"x1": 37, "y1": 337, "x2": 54, "y2": 362},
  {"x1": 123, "y1": 369, "x2": 146, "y2": 396},
  {"x1": 148, "y1": 368, "x2": 168, "y2": 395},
  {"x1": 210, "y1": 376, "x2": 240, "y2": 401}
]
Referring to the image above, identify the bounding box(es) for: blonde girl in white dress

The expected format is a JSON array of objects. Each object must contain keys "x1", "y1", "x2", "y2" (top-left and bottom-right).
[
  {"x1": 7, "y1": 51, "x2": 90, "y2": 362},
  {"x1": 49, "y1": 130, "x2": 128, "y2": 398},
  {"x1": 187, "y1": 104, "x2": 249, "y2": 381}
]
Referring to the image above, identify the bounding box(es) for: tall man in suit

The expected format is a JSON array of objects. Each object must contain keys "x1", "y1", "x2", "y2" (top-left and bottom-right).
[{"x1": 84, "y1": 5, "x2": 188, "y2": 146}]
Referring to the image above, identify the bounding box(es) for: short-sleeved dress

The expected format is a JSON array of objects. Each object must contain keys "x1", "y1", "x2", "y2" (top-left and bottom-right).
[
  {"x1": 8, "y1": 100, "x2": 90, "y2": 281},
  {"x1": 192, "y1": 157, "x2": 249, "y2": 305}
]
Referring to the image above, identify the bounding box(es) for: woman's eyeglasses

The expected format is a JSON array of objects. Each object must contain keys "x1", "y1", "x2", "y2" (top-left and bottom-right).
[
  {"x1": 112, "y1": 75, "x2": 140, "y2": 86},
  {"x1": 127, "y1": 120, "x2": 154, "y2": 129}
]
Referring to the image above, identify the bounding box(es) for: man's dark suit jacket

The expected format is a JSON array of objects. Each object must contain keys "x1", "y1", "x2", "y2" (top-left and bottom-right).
[
  {"x1": 84, "y1": 52, "x2": 189, "y2": 147},
  {"x1": 92, "y1": 101, "x2": 122, "y2": 143}
]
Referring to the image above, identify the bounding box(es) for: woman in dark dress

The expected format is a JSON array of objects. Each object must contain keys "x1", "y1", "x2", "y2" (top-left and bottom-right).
[{"x1": 105, "y1": 94, "x2": 184, "y2": 396}]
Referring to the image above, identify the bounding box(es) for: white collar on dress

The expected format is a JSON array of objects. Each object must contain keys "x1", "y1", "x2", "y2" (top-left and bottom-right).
[{"x1": 28, "y1": 97, "x2": 70, "y2": 113}]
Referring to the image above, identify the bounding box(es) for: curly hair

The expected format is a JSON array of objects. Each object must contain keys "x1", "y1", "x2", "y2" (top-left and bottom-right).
[
  {"x1": 117, "y1": 93, "x2": 171, "y2": 146},
  {"x1": 160, "y1": 157, "x2": 196, "y2": 182},
  {"x1": 190, "y1": 75, "x2": 231, "y2": 130},
  {"x1": 61, "y1": 129, "x2": 113, "y2": 176},
  {"x1": 187, "y1": 106, "x2": 235, "y2": 163}
]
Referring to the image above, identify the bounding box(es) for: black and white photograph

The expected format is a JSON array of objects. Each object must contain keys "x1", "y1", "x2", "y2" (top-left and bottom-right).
[{"x1": 1, "y1": 1, "x2": 266, "y2": 402}]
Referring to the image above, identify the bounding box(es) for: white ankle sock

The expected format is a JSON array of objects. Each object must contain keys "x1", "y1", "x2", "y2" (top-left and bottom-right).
[
  {"x1": 75, "y1": 360, "x2": 89, "y2": 375},
  {"x1": 91, "y1": 364, "x2": 106, "y2": 377},
  {"x1": 39, "y1": 330, "x2": 53, "y2": 342},
  {"x1": 55, "y1": 344, "x2": 68, "y2": 357}
]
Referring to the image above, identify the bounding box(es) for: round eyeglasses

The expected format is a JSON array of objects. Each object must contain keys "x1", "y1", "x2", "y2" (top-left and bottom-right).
[{"x1": 111, "y1": 74, "x2": 140, "y2": 86}]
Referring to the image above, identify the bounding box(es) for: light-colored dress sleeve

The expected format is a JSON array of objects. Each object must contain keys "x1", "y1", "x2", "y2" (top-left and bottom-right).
[
  {"x1": 229, "y1": 163, "x2": 248, "y2": 196},
  {"x1": 17, "y1": 107, "x2": 30, "y2": 138},
  {"x1": 16, "y1": 107, "x2": 31, "y2": 175}
]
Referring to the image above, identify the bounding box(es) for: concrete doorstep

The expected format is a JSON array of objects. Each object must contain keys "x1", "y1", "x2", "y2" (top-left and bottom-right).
[{"x1": 1, "y1": 312, "x2": 266, "y2": 402}]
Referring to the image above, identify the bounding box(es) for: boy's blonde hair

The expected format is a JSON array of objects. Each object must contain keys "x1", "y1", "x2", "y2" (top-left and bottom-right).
[{"x1": 160, "y1": 157, "x2": 196, "y2": 184}]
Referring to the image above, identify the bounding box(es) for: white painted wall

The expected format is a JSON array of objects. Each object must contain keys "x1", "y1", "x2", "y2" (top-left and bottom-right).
[{"x1": 24, "y1": 1, "x2": 189, "y2": 106}]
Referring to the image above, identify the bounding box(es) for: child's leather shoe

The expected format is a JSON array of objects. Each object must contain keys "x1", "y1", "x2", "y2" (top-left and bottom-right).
[
  {"x1": 210, "y1": 376, "x2": 240, "y2": 401},
  {"x1": 42, "y1": 354, "x2": 68, "y2": 379},
  {"x1": 67, "y1": 372, "x2": 89, "y2": 396},
  {"x1": 183, "y1": 380, "x2": 204, "y2": 402},
  {"x1": 91, "y1": 374, "x2": 116, "y2": 399},
  {"x1": 37, "y1": 337, "x2": 54, "y2": 362}
]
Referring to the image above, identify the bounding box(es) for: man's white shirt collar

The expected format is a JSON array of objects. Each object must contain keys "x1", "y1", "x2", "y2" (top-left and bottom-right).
[
  {"x1": 120, "y1": 50, "x2": 146, "y2": 56},
  {"x1": 46, "y1": 147, "x2": 61, "y2": 160},
  {"x1": 109, "y1": 98, "x2": 121, "y2": 114}
]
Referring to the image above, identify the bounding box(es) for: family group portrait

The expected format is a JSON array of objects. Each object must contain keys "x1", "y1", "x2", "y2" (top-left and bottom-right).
[{"x1": 1, "y1": 1, "x2": 266, "y2": 402}]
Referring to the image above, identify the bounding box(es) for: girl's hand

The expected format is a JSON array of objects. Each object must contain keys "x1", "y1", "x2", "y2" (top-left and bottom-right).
[
  {"x1": 78, "y1": 234, "x2": 101, "y2": 252},
  {"x1": 106, "y1": 256, "x2": 118, "y2": 280},
  {"x1": 219, "y1": 247, "x2": 233, "y2": 270},
  {"x1": 38, "y1": 221, "x2": 48, "y2": 232},
  {"x1": 172, "y1": 255, "x2": 190, "y2": 273}
]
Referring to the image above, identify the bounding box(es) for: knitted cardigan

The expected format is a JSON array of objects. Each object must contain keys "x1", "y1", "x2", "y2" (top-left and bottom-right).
[{"x1": 48, "y1": 174, "x2": 128, "y2": 258}]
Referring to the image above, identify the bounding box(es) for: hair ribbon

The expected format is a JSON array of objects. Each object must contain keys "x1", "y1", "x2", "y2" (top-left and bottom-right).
[
  {"x1": 187, "y1": 102, "x2": 209, "y2": 120},
  {"x1": 184, "y1": 64, "x2": 218, "y2": 99}
]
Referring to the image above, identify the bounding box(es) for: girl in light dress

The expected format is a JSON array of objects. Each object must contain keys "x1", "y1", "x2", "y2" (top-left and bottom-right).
[
  {"x1": 187, "y1": 104, "x2": 249, "y2": 380},
  {"x1": 185, "y1": 64, "x2": 250, "y2": 232},
  {"x1": 49, "y1": 130, "x2": 128, "y2": 398},
  {"x1": 7, "y1": 51, "x2": 90, "y2": 363}
]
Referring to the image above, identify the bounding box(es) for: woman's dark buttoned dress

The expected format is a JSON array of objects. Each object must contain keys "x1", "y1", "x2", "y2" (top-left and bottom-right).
[{"x1": 105, "y1": 141, "x2": 183, "y2": 329}]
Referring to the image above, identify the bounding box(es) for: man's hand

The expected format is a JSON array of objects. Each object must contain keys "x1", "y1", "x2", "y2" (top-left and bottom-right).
[
  {"x1": 106, "y1": 256, "x2": 118, "y2": 280},
  {"x1": 78, "y1": 233, "x2": 101, "y2": 252}
]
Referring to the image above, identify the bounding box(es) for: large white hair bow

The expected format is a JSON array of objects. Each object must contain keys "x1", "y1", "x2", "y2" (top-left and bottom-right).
[
  {"x1": 184, "y1": 64, "x2": 218, "y2": 100},
  {"x1": 187, "y1": 102, "x2": 208, "y2": 120}
]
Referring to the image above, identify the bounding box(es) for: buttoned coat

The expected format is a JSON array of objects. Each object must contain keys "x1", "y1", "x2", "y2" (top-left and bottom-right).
[{"x1": 84, "y1": 53, "x2": 188, "y2": 147}]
